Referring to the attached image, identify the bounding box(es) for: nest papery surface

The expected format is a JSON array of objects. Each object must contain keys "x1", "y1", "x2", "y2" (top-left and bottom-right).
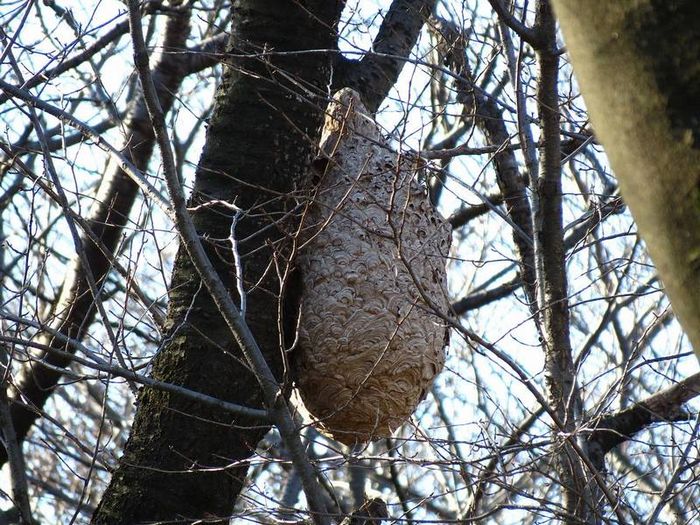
[{"x1": 296, "y1": 89, "x2": 451, "y2": 445}]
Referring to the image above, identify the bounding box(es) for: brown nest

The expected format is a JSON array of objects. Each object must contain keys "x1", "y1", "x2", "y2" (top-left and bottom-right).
[{"x1": 295, "y1": 89, "x2": 451, "y2": 445}]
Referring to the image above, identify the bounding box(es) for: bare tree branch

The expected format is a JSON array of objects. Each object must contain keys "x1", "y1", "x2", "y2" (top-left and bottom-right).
[
  {"x1": 0, "y1": 22, "x2": 129, "y2": 105},
  {"x1": 0, "y1": 332, "x2": 269, "y2": 420},
  {"x1": 448, "y1": 192, "x2": 505, "y2": 228},
  {"x1": 0, "y1": 361, "x2": 33, "y2": 525},
  {"x1": 1, "y1": 3, "x2": 193, "y2": 468},
  {"x1": 587, "y1": 372, "x2": 700, "y2": 471},
  {"x1": 487, "y1": 0, "x2": 543, "y2": 47},
  {"x1": 334, "y1": 0, "x2": 437, "y2": 112},
  {"x1": 431, "y1": 17, "x2": 538, "y2": 311}
]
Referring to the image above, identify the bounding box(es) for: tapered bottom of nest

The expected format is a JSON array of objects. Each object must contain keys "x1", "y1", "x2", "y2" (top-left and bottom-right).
[{"x1": 296, "y1": 376, "x2": 425, "y2": 446}]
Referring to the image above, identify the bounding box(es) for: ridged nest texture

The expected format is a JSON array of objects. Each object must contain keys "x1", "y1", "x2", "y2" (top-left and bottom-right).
[{"x1": 296, "y1": 88, "x2": 451, "y2": 445}]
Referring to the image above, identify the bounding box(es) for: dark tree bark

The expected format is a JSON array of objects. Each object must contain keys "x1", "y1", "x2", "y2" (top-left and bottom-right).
[
  {"x1": 91, "y1": 2, "x2": 343, "y2": 522},
  {"x1": 532, "y1": 2, "x2": 594, "y2": 521}
]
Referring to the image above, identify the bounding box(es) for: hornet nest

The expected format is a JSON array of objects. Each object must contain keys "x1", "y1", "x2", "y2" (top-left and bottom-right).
[{"x1": 295, "y1": 88, "x2": 451, "y2": 445}]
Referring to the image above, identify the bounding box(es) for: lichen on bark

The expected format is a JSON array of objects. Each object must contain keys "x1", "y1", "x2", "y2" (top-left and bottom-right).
[
  {"x1": 550, "y1": 0, "x2": 700, "y2": 356},
  {"x1": 626, "y1": 0, "x2": 700, "y2": 148}
]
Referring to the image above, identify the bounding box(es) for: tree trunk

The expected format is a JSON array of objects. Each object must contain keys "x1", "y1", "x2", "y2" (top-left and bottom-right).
[
  {"x1": 91, "y1": 2, "x2": 342, "y2": 522},
  {"x1": 550, "y1": 0, "x2": 700, "y2": 355}
]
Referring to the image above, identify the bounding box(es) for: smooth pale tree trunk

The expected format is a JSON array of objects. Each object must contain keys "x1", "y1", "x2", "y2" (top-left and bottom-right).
[{"x1": 550, "y1": 1, "x2": 700, "y2": 354}]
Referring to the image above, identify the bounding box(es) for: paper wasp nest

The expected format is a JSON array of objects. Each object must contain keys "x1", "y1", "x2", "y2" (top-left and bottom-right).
[{"x1": 295, "y1": 89, "x2": 451, "y2": 445}]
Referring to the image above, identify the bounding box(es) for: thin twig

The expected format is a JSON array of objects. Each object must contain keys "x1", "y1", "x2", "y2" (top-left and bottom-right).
[
  {"x1": 0, "y1": 80, "x2": 172, "y2": 217},
  {"x1": 0, "y1": 331, "x2": 269, "y2": 421},
  {"x1": 645, "y1": 412, "x2": 700, "y2": 525}
]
